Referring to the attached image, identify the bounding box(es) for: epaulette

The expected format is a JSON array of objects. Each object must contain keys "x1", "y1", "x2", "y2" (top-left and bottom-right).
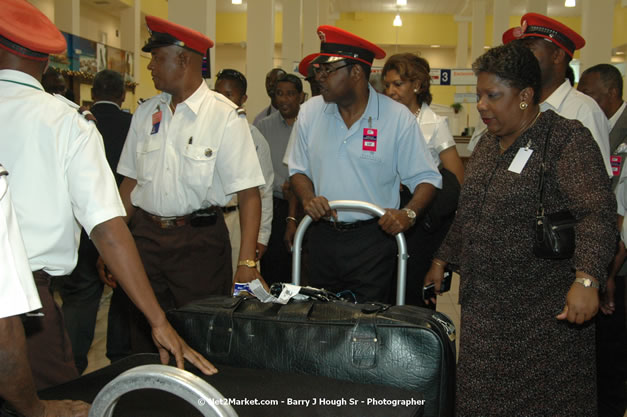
[{"x1": 236, "y1": 106, "x2": 247, "y2": 117}]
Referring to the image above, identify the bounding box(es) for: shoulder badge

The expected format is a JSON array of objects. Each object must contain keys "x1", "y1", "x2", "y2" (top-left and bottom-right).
[{"x1": 236, "y1": 106, "x2": 247, "y2": 117}]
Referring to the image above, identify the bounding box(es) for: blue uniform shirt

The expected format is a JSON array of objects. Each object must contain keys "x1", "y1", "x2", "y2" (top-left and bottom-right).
[{"x1": 288, "y1": 84, "x2": 442, "y2": 222}]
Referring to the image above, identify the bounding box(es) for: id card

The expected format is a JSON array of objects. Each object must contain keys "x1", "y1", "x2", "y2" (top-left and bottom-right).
[
  {"x1": 508, "y1": 147, "x2": 533, "y2": 174},
  {"x1": 151, "y1": 110, "x2": 162, "y2": 135},
  {"x1": 611, "y1": 155, "x2": 622, "y2": 176},
  {"x1": 362, "y1": 128, "x2": 378, "y2": 152}
]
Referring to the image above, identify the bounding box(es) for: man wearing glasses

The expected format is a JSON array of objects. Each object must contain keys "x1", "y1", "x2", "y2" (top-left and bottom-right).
[{"x1": 287, "y1": 26, "x2": 441, "y2": 303}]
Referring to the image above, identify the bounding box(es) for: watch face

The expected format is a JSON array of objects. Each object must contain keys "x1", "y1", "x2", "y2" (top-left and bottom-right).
[{"x1": 583, "y1": 278, "x2": 592, "y2": 287}]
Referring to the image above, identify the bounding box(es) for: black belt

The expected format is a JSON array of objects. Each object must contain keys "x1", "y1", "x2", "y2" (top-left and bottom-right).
[
  {"x1": 320, "y1": 217, "x2": 378, "y2": 231},
  {"x1": 140, "y1": 207, "x2": 217, "y2": 229},
  {"x1": 221, "y1": 205, "x2": 239, "y2": 214}
]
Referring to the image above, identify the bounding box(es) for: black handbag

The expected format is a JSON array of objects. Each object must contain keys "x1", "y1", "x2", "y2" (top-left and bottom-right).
[{"x1": 533, "y1": 125, "x2": 576, "y2": 259}]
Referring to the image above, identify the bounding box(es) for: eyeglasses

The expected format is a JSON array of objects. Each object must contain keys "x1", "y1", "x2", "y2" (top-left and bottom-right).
[{"x1": 313, "y1": 63, "x2": 353, "y2": 78}]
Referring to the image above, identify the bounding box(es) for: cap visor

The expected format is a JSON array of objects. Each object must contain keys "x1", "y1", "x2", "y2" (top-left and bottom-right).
[
  {"x1": 141, "y1": 39, "x2": 174, "y2": 53},
  {"x1": 311, "y1": 54, "x2": 347, "y2": 65}
]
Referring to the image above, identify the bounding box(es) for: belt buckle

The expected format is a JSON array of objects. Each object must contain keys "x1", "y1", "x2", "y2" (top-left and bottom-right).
[{"x1": 159, "y1": 217, "x2": 177, "y2": 229}]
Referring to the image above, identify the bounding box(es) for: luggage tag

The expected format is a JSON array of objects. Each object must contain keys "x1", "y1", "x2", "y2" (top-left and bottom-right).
[
  {"x1": 151, "y1": 106, "x2": 162, "y2": 135},
  {"x1": 611, "y1": 155, "x2": 622, "y2": 177},
  {"x1": 508, "y1": 142, "x2": 533, "y2": 174}
]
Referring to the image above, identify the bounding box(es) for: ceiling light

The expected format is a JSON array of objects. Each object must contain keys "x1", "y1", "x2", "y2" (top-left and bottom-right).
[
  {"x1": 564, "y1": 0, "x2": 575, "y2": 7},
  {"x1": 232, "y1": 0, "x2": 242, "y2": 4},
  {"x1": 431, "y1": 45, "x2": 440, "y2": 48},
  {"x1": 396, "y1": 0, "x2": 407, "y2": 5},
  {"x1": 393, "y1": 14, "x2": 403, "y2": 27},
  {"x1": 617, "y1": 51, "x2": 625, "y2": 55}
]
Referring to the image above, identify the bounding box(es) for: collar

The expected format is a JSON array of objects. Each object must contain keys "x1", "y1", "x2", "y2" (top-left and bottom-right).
[
  {"x1": 92, "y1": 100, "x2": 121, "y2": 110},
  {"x1": 323, "y1": 84, "x2": 380, "y2": 122},
  {"x1": 159, "y1": 81, "x2": 208, "y2": 116},
  {"x1": 541, "y1": 79, "x2": 572, "y2": 111},
  {"x1": 417, "y1": 102, "x2": 438, "y2": 124},
  {"x1": 0, "y1": 69, "x2": 44, "y2": 91},
  {"x1": 609, "y1": 102, "x2": 627, "y2": 131}
]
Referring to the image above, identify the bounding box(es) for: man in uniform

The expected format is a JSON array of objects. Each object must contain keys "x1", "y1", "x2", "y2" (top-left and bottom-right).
[
  {"x1": 287, "y1": 26, "x2": 441, "y2": 303},
  {"x1": 117, "y1": 16, "x2": 266, "y2": 352},
  {"x1": 504, "y1": 13, "x2": 612, "y2": 177},
  {"x1": 0, "y1": 0, "x2": 215, "y2": 392}
]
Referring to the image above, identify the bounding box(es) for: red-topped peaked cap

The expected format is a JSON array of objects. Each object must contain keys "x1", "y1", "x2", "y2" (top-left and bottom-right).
[
  {"x1": 298, "y1": 53, "x2": 318, "y2": 79},
  {"x1": 310, "y1": 25, "x2": 386, "y2": 67},
  {"x1": 0, "y1": 0, "x2": 66, "y2": 61},
  {"x1": 502, "y1": 13, "x2": 585, "y2": 58},
  {"x1": 142, "y1": 15, "x2": 214, "y2": 55}
]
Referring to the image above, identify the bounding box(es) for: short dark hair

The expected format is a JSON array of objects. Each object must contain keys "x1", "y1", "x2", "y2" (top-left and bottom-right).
[
  {"x1": 473, "y1": 42, "x2": 542, "y2": 104},
  {"x1": 216, "y1": 68, "x2": 248, "y2": 95},
  {"x1": 381, "y1": 53, "x2": 433, "y2": 105},
  {"x1": 92, "y1": 70, "x2": 125, "y2": 101},
  {"x1": 582, "y1": 63, "x2": 623, "y2": 97},
  {"x1": 276, "y1": 73, "x2": 303, "y2": 93}
]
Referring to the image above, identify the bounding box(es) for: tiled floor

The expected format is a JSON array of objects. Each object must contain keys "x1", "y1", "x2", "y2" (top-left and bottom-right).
[{"x1": 82, "y1": 276, "x2": 463, "y2": 375}]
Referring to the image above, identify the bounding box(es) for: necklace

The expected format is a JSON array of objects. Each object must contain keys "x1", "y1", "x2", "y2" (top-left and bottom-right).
[
  {"x1": 414, "y1": 107, "x2": 421, "y2": 118},
  {"x1": 499, "y1": 111, "x2": 542, "y2": 152}
]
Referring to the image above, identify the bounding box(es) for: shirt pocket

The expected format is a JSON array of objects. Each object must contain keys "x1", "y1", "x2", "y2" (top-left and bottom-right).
[
  {"x1": 136, "y1": 137, "x2": 161, "y2": 185},
  {"x1": 181, "y1": 144, "x2": 218, "y2": 189}
]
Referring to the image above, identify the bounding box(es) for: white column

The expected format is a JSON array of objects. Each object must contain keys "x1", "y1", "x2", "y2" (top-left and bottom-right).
[
  {"x1": 453, "y1": 18, "x2": 470, "y2": 136},
  {"x1": 318, "y1": 0, "x2": 330, "y2": 26},
  {"x1": 168, "y1": 0, "x2": 216, "y2": 86},
  {"x1": 493, "y1": 0, "x2": 510, "y2": 46},
  {"x1": 470, "y1": 0, "x2": 486, "y2": 63},
  {"x1": 282, "y1": 0, "x2": 302, "y2": 73},
  {"x1": 302, "y1": 0, "x2": 320, "y2": 57},
  {"x1": 580, "y1": 0, "x2": 613, "y2": 71},
  {"x1": 247, "y1": 0, "x2": 275, "y2": 121},
  {"x1": 120, "y1": 0, "x2": 141, "y2": 86},
  {"x1": 525, "y1": 0, "x2": 547, "y2": 15},
  {"x1": 55, "y1": 0, "x2": 79, "y2": 35}
]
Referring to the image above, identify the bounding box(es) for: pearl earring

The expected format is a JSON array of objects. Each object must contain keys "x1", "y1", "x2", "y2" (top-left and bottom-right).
[{"x1": 519, "y1": 102, "x2": 528, "y2": 110}]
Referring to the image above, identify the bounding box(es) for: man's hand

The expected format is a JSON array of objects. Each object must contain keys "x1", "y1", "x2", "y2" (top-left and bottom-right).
[
  {"x1": 255, "y1": 243, "x2": 267, "y2": 260},
  {"x1": 303, "y1": 196, "x2": 336, "y2": 221},
  {"x1": 378, "y1": 208, "x2": 412, "y2": 235},
  {"x1": 96, "y1": 256, "x2": 116, "y2": 288},
  {"x1": 556, "y1": 279, "x2": 599, "y2": 324},
  {"x1": 600, "y1": 275, "x2": 616, "y2": 315},
  {"x1": 284, "y1": 219, "x2": 297, "y2": 252},
  {"x1": 36, "y1": 400, "x2": 90, "y2": 417},
  {"x1": 151, "y1": 321, "x2": 218, "y2": 375},
  {"x1": 233, "y1": 265, "x2": 269, "y2": 291}
]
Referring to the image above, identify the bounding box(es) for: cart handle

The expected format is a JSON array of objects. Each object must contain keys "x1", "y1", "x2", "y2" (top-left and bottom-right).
[
  {"x1": 88, "y1": 364, "x2": 238, "y2": 417},
  {"x1": 291, "y1": 200, "x2": 407, "y2": 306}
]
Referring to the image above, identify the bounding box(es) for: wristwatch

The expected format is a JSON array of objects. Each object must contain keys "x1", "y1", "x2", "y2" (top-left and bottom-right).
[
  {"x1": 237, "y1": 259, "x2": 257, "y2": 268},
  {"x1": 574, "y1": 277, "x2": 600, "y2": 289},
  {"x1": 401, "y1": 208, "x2": 417, "y2": 226}
]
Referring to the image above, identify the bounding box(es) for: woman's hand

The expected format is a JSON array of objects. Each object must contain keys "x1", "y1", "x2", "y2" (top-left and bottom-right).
[
  {"x1": 556, "y1": 277, "x2": 599, "y2": 324},
  {"x1": 423, "y1": 259, "x2": 446, "y2": 305}
]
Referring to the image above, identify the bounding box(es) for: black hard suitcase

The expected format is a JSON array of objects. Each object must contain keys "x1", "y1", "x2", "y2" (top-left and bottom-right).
[{"x1": 167, "y1": 200, "x2": 456, "y2": 417}]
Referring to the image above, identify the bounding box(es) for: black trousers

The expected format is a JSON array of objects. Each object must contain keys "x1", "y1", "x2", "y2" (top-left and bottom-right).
[
  {"x1": 306, "y1": 220, "x2": 396, "y2": 304},
  {"x1": 261, "y1": 197, "x2": 292, "y2": 285}
]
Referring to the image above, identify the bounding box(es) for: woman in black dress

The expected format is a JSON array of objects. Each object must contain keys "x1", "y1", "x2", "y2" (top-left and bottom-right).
[{"x1": 424, "y1": 42, "x2": 616, "y2": 416}]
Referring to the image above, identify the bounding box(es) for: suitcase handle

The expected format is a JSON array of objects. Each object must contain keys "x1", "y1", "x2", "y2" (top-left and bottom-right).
[
  {"x1": 291, "y1": 200, "x2": 408, "y2": 306},
  {"x1": 88, "y1": 364, "x2": 238, "y2": 417}
]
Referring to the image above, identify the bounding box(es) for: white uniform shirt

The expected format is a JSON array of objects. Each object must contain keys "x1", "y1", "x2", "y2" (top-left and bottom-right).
[
  {"x1": 288, "y1": 84, "x2": 441, "y2": 222},
  {"x1": 224, "y1": 125, "x2": 274, "y2": 246},
  {"x1": 0, "y1": 70, "x2": 125, "y2": 276},
  {"x1": 417, "y1": 102, "x2": 457, "y2": 165},
  {"x1": 609, "y1": 102, "x2": 627, "y2": 132},
  {"x1": 0, "y1": 168, "x2": 41, "y2": 318},
  {"x1": 118, "y1": 82, "x2": 264, "y2": 217},
  {"x1": 541, "y1": 80, "x2": 612, "y2": 177}
]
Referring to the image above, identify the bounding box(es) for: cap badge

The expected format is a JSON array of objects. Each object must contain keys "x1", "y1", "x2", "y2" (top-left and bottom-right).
[{"x1": 317, "y1": 30, "x2": 326, "y2": 42}]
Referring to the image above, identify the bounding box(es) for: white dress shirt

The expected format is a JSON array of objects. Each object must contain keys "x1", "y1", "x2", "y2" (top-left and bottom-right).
[
  {"x1": 0, "y1": 69, "x2": 125, "y2": 276},
  {"x1": 0, "y1": 167, "x2": 41, "y2": 318},
  {"x1": 118, "y1": 81, "x2": 265, "y2": 216},
  {"x1": 540, "y1": 80, "x2": 612, "y2": 177},
  {"x1": 417, "y1": 102, "x2": 457, "y2": 165}
]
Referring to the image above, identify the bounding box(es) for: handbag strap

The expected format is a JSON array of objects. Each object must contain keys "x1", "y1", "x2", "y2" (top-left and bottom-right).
[{"x1": 537, "y1": 122, "x2": 555, "y2": 217}]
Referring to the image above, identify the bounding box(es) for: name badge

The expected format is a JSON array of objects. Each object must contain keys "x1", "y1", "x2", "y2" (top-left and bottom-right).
[
  {"x1": 611, "y1": 155, "x2": 622, "y2": 176},
  {"x1": 508, "y1": 147, "x2": 533, "y2": 174},
  {"x1": 151, "y1": 110, "x2": 162, "y2": 135},
  {"x1": 363, "y1": 128, "x2": 378, "y2": 152}
]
